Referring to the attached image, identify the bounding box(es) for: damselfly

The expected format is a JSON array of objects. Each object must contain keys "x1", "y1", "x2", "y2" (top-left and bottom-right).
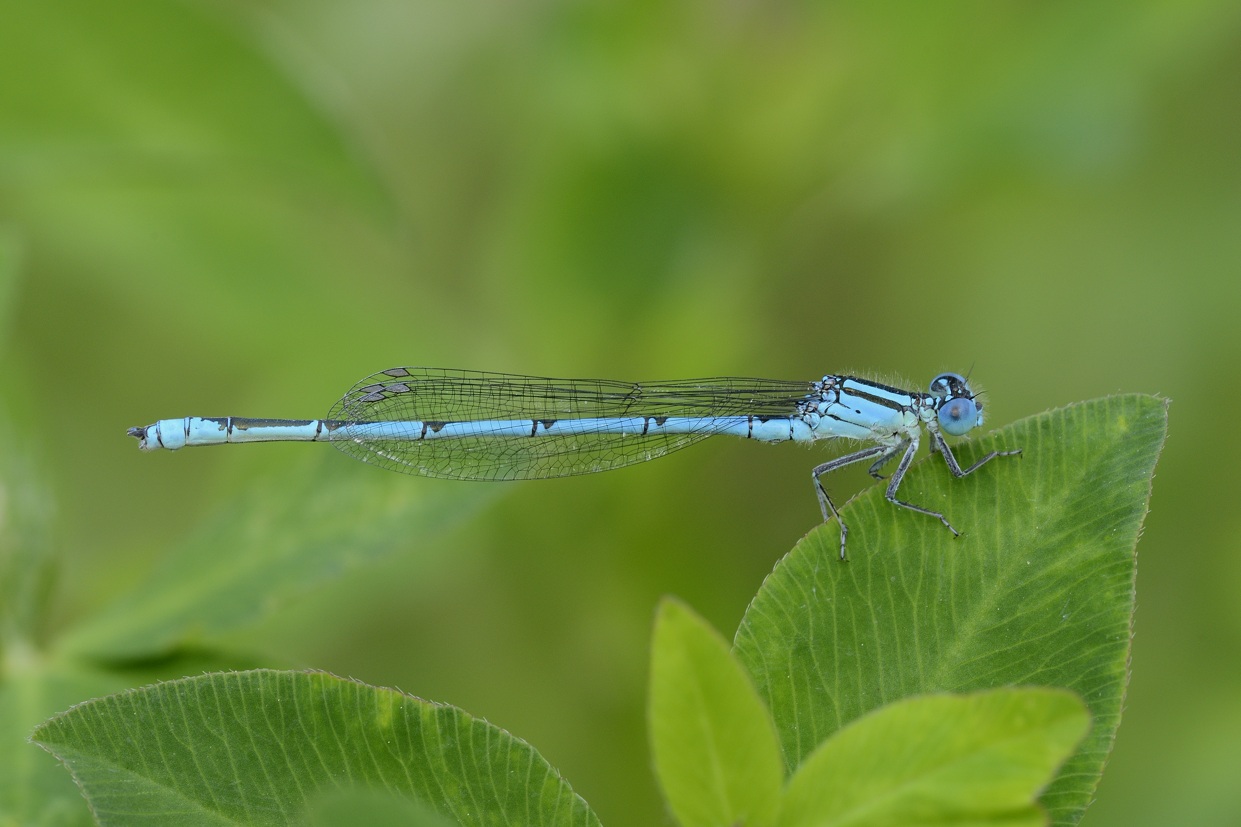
[{"x1": 128, "y1": 368, "x2": 1019, "y2": 559}]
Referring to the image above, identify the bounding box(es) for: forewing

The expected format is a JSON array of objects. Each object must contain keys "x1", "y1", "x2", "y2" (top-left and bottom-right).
[{"x1": 326, "y1": 368, "x2": 816, "y2": 480}]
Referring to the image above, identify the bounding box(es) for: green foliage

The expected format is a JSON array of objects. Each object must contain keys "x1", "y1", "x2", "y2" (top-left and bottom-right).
[
  {"x1": 649, "y1": 599, "x2": 1089, "y2": 827},
  {"x1": 30, "y1": 669, "x2": 599, "y2": 827},
  {"x1": 0, "y1": 0, "x2": 1226, "y2": 819},
  {"x1": 735, "y1": 394, "x2": 1167, "y2": 825}
]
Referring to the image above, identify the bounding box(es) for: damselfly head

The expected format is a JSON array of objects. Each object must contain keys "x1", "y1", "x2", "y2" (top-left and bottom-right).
[{"x1": 931, "y1": 372, "x2": 983, "y2": 435}]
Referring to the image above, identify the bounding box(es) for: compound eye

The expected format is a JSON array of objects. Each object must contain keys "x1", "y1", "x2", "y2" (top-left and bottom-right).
[
  {"x1": 938, "y1": 396, "x2": 980, "y2": 436},
  {"x1": 930, "y1": 372, "x2": 968, "y2": 396}
]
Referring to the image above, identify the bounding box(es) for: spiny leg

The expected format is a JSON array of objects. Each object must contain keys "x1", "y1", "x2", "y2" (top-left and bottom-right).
[
  {"x1": 883, "y1": 437, "x2": 960, "y2": 535},
  {"x1": 812, "y1": 443, "x2": 898, "y2": 562}
]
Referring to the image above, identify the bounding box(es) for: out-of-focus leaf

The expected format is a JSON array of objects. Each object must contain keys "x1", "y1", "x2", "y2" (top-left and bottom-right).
[
  {"x1": 0, "y1": 225, "x2": 19, "y2": 347},
  {"x1": 59, "y1": 454, "x2": 490, "y2": 660}
]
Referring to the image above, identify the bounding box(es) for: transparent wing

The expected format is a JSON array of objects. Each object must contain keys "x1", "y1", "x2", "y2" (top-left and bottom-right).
[{"x1": 326, "y1": 367, "x2": 817, "y2": 480}]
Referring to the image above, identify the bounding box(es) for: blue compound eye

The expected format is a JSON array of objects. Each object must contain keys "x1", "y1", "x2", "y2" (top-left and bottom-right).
[
  {"x1": 930, "y1": 372, "x2": 968, "y2": 396},
  {"x1": 938, "y1": 396, "x2": 980, "y2": 436}
]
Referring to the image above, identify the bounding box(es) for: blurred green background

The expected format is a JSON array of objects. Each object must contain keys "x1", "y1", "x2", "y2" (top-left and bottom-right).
[{"x1": 1, "y1": 0, "x2": 1238, "y2": 824}]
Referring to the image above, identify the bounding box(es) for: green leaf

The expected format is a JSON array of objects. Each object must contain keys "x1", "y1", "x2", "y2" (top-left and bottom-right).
[
  {"x1": 31, "y1": 669, "x2": 600, "y2": 827},
  {"x1": 734, "y1": 395, "x2": 1167, "y2": 826},
  {"x1": 778, "y1": 688, "x2": 1090, "y2": 827},
  {"x1": 649, "y1": 599, "x2": 783, "y2": 827},
  {"x1": 58, "y1": 454, "x2": 490, "y2": 660}
]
